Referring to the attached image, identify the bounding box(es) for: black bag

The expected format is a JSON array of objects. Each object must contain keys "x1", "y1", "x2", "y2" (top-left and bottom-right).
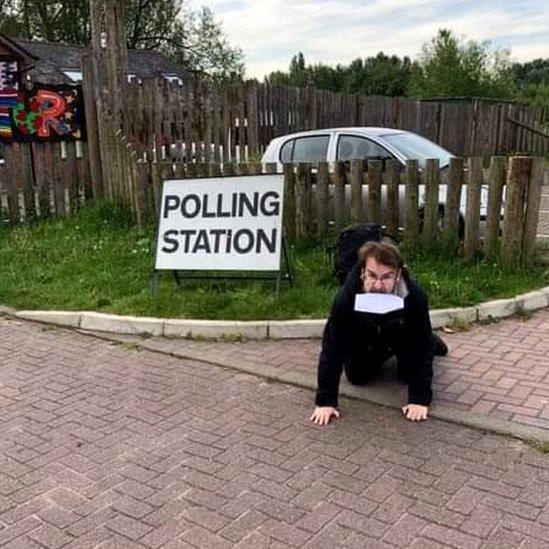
[{"x1": 333, "y1": 223, "x2": 388, "y2": 284}]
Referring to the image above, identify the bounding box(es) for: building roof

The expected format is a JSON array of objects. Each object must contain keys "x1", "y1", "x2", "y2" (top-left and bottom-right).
[{"x1": 13, "y1": 39, "x2": 187, "y2": 78}]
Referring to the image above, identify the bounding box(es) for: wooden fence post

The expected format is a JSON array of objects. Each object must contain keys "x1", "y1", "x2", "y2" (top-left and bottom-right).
[
  {"x1": 53, "y1": 143, "x2": 66, "y2": 217},
  {"x1": 316, "y1": 161, "x2": 329, "y2": 239},
  {"x1": 21, "y1": 143, "x2": 37, "y2": 222},
  {"x1": 283, "y1": 163, "x2": 296, "y2": 241},
  {"x1": 367, "y1": 160, "x2": 382, "y2": 224},
  {"x1": 81, "y1": 54, "x2": 103, "y2": 198},
  {"x1": 404, "y1": 160, "x2": 420, "y2": 248},
  {"x1": 484, "y1": 156, "x2": 507, "y2": 261},
  {"x1": 134, "y1": 161, "x2": 149, "y2": 227},
  {"x1": 65, "y1": 141, "x2": 80, "y2": 214},
  {"x1": 385, "y1": 159, "x2": 399, "y2": 236},
  {"x1": 43, "y1": 143, "x2": 55, "y2": 219},
  {"x1": 521, "y1": 156, "x2": 543, "y2": 263},
  {"x1": 0, "y1": 145, "x2": 19, "y2": 224},
  {"x1": 501, "y1": 157, "x2": 530, "y2": 268},
  {"x1": 463, "y1": 157, "x2": 483, "y2": 262},
  {"x1": 295, "y1": 162, "x2": 312, "y2": 239},
  {"x1": 333, "y1": 161, "x2": 346, "y2": 231},
  {"x1": 422, "y1": 158, "x2": 440, "y2": 248},
  {"x1": 222, "y1": 162, "x2": 234, "y2": 177},
  {"x1": 442, "y1": 157, "x2": 463, "y2": 252},
  {"x1": 33, "y1": 144, "x2": 51, "y2": 219},
  {"x1": 249, "y1": 161, "x2": 262, "y2": 175},
  {"x1": 350, "y1": 159, "x2": 363, "y2": 223},
  {"x1": 89, "y1": 0, "x2": 128, "y2": 205}
]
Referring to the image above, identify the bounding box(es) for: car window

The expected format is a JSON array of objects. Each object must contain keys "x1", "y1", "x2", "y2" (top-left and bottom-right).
[
  {"x1": 381, "y1": 132, "x2": 452, "y2": 169},
  {"x1": 337, "y1": 134, "x2": 393, "y2": 161},
  {"x1": 280, "y1": 139, "x2": 294, "y2": 163},
  {"x1": 290, "y1": 135, "x2": 330, "y2": 163}
]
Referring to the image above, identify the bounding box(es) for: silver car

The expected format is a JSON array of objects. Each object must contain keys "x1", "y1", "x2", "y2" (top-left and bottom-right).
[{"x1": 261, "y1": 127, "x2": 492, "y2": 232}]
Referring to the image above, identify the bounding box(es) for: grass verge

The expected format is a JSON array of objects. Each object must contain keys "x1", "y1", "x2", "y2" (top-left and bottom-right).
[{"x1": 0, "y1": 201, "x2": 547, "y2": 320}]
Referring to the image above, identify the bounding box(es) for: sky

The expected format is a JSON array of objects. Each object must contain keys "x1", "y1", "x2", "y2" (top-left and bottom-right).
[{"x1": 189, "y1": 0, "x2": 549, "y2": 79}]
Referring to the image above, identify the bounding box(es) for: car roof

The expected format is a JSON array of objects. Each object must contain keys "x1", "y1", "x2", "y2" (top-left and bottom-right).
[{"x1": 268, "y1": 127, "x2": 407, "y2": 143}]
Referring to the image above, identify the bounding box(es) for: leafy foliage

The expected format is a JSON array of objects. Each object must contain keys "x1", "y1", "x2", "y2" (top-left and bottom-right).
[
  {"x1": 267, "y1": 29, "x2": 548, "y2": 112},
  {"x1": 267, "y1": 51, "x2": 413, "y2": 96},
  {"x1": 511, "y1": 59, "x2": 549, "y2": 119},
  {"x1": 0, "y1": 0, "x2": 244, "y2": 79},
  {"x1": 406, "y1": 29, "x2": 515, "y2": 99}
]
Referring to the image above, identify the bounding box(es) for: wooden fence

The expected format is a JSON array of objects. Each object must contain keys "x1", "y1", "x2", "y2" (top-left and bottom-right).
[
  {"x1": 121, "y1": 78, "x2": 548, "y2": 166},
  {"x1": 0, "y1": 133, "x2": 543, "y2": 267},
  {"x1": 0, "y1": 141, "x2": 91, "y2": 224},
  {"x1": 125, "y1": 154, "x2": 541, "y2": 267}
]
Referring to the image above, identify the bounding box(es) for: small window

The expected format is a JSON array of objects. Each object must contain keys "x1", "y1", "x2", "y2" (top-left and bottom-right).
[
  {"x1": 280, "y1": 139, "x2": 294, "y2": 163},
  {"x1": 337, "y1": 135, "x2": 393, "y2": 161},
  {"x1": 292, "y1": 135, "x2": 330, "y2": 162}
]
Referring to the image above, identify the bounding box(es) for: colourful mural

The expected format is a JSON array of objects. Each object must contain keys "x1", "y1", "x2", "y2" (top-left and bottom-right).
[
  {"x1": 0, "y1": 56, "x2": 20, "y2": 90},
  {"x1": 0, "y1": 56, "x2": 85, "y2": 142},
  {"x1": 0, "y1": 56, "x2": 21, "y2": 138}
]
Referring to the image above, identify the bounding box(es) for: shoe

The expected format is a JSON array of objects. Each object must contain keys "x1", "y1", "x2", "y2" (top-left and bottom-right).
[
  {"x1": 432, "y1": 332, "x2": 448, "y2": 357},
  {"x1": 396, "y1": 363, "x2": 410, "y2": 384}
]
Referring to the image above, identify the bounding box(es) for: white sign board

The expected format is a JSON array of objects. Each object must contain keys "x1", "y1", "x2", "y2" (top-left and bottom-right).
[{"x1": 155, "y1": 175, "x2": 285, "y2": 271}]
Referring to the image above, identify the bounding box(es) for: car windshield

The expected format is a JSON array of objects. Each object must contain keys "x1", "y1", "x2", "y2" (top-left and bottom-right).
[{"x1": 381, "y1": 133, "x2": 452, "y2": 169}]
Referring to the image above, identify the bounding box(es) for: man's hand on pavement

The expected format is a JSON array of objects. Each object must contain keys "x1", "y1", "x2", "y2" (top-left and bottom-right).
[
  {"x1": 310, "y1": 406, "x2": 340, "y2": 426},
  {"x1": 402, "y1": 404, "x2": 429, "y2": 422}
]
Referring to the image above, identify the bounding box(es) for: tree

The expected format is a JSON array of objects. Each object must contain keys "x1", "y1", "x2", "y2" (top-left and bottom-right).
[
  {"x1": 266, "y1": 51, "x2": 412, "y2": 95},
  {"x1": 510, "y1": 58, "x2": 549, "y2": 118},
  {"x1": 167, "y1": 6, "x2": 244, "y2": 80},
  {"x1": 406, "y1": 29, "x2": 515, "y2": 99},
  {"x1": 343, "y1": 53, "x2": 413, "y2": 95},
  {"x1": 0, "y1": 0, "x2": 27, "y2": 36},
  {"x1": 512, "y1": 58, "x2": 549, "y2": 87},
  {"x1": 0, "y1": 0, "x2": 244, "y2": 79}
]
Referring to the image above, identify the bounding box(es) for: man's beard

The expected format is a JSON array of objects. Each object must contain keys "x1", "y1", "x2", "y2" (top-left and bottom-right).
[{"x1": 366, "y1": 287, "x2": 390, "y2": 294}]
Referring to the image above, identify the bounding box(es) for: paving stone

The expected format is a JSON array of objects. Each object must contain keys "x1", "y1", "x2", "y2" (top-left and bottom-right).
[{"x1": 1, "y1": 316, "x2": 549, "y2": 548}]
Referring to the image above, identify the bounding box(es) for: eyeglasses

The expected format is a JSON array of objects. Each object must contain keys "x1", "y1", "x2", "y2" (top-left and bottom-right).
[{"x1": 362, "y1": 270, "x2": 398, "y2": 284}]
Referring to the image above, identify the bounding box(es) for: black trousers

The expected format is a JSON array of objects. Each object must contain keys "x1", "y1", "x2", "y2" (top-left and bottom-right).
[{"x1": 344, "y1": 346, "x2": 410, "y2": 385}]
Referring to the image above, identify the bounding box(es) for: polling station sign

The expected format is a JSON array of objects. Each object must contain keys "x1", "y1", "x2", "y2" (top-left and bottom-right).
[{"x1": 155, "y1": 175, "x2": 285, "y2": 271}]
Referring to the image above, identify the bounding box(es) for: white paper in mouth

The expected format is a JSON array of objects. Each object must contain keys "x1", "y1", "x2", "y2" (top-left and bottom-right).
[{"x1": 354, "y1": 293, "x2": 405, "y2": 314}]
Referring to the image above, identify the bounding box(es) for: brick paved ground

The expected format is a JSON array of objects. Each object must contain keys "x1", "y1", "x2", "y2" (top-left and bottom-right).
[
  {"x1": 109, "y1": 309, "x2": 549, "y2": 437},
  {"x1": 1, "y1": 317, "x2": 549, "y2": 548}
]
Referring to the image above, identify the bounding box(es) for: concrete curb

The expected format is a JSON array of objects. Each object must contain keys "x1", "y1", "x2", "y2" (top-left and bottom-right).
[{"x1": 8, "y1": 285, "x2": 549, "y2": 340}]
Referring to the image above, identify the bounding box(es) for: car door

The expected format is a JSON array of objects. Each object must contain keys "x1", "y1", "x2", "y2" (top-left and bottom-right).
[
  {"x1": 334, "y1": 133, "x2": 398, "y2": 164},
  {"x1": 332, "y1": 133, "x2": 400, "y2": 225},
  {"x1": 278, "y1": 133, "x2": 332, "y2": 167}
]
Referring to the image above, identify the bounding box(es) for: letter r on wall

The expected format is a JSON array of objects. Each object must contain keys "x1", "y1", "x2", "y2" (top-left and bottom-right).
[{"x1": 36, "y1": 89, "x2": 65, "y2": 137}]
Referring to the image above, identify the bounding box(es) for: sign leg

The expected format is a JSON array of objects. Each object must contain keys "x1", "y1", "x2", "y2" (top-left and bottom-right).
[
  {"x1": 282, "y1": 236, "x2": 293, "y2": 285},
  {"x1": 150, "y1": 271, "x2": 158, "y2": 299}
]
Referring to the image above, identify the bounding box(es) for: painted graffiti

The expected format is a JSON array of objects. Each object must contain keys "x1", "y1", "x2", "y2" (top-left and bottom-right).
[
  {"x1": 0, "y1": 56, "x2": 21, "y2": 139},
  {"x1": 0, "y1": 85, "x2": 85, "y2": 142},
  {"x1": 0, "y1": 56, "x2": 20, "y2": 90}
]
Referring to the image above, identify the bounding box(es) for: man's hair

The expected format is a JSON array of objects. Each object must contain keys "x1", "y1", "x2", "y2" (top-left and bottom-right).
[{"x1": 358, "y1": 239, "x2": 404, "y2": 270}]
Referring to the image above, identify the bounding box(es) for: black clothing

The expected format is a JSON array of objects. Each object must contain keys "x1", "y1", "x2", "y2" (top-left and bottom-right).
[
  {"x1": 432, "y1": 332, "x2": 449, "y2": 357},
  {"x1": 344, "y1": 347, "x2": 393, "y2": 385},
  {"x1": 315, "y1": 264, "x2": 435, "y2": 408}
]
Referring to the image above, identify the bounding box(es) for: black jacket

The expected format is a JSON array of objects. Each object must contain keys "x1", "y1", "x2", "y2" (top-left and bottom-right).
[{"x1": 315, "y1": 264, "x2": 434, "y2": 408}]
